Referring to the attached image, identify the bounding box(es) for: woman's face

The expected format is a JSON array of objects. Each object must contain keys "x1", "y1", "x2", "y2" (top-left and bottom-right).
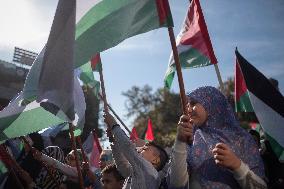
[{"x1": 187, "y1": 100, "x2": 208, "y2": 126}]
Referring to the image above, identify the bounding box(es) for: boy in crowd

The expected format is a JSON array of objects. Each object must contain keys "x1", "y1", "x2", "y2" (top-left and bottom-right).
[
  {"x1": 103, "y1": 112, "x2": 169, "y2": 189},
  {"x1": 101, "y1": 163, "x2": 125, "y2": 189}
]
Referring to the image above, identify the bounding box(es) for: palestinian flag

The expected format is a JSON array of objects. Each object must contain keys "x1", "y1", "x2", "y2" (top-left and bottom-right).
[
  {"x1": 91, "y1": 54, "x2": 102, "y2": 72},
  {"x1": 0, "y1": 93, "x2": 65, "y2": 143},
  {"x1": 75, "y1": 61, "x2": 100, "y2": 97},
  {"x1": 75, "y1": 0, "x2": 173, "y2": 67},
  {"x1": 164, "y1": 0, "x2": 217, "y2": 89},
  {"x1": 235, "y1": 57, "x2": 254, "y2": 112},
  {"x1": 145, "y1": 119, "x2": 154, "y2": 141},
  {"x1": 130, "y1": 127, "x2": 139, "y2": 142},
  {"x1": 83, "y1": 131, "x2": 102, "y2": 172},
  {"x1": 235, "y1": 49, "x2": 284, "y2": 161}
]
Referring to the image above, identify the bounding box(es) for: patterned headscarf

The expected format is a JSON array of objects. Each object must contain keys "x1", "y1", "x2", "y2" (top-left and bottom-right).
[{"x1": 186, "y1": 86, "x2": 265, "y2": 188}]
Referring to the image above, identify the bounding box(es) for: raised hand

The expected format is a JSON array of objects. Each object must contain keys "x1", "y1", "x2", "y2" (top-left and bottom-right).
[
  {"x1": 103, "y1": 111, "x2": 117, "y2": 128},
  {"x1": 177, "y1": 114, "x2": 193, "y2": 143},
  {"x1": 212, "y1": 143, "x2": 241, "y2": 171}
]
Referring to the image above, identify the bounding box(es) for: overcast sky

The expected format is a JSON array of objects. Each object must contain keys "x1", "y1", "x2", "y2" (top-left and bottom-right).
[{"x1": 0, "y1": 0, "x2": 283, "y2": 130}]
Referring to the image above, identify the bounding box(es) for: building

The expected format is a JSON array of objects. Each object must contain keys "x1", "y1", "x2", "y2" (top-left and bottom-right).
[{"x1": 0, "y1": 60, "x2": 29, "y2": 110}]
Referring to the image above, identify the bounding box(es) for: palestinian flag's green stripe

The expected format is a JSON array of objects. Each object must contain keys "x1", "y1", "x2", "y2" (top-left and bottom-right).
[
  {"x1": 164, "y1": 47, "x2": 212, "y2": 89},
  {"x1": 235, "y1": 91, "x2": 254, "y2": 112},
  {"x1": 75, "y1": 0, "x2": 173, "y2": 68},
  {"x1": 0, "y1": 104, "x2": 65, "y2": 143}
]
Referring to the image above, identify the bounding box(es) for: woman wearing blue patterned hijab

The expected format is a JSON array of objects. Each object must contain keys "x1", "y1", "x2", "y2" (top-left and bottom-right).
[{"x1": 169, "y1": 86, "x2": 266, "y2": 189}]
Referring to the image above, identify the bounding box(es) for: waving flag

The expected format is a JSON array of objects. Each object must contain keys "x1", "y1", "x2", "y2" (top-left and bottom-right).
[
  {"x1": 0, "y1": 0, "x2": 87, "y2": 142},
  {"x1": 164, "y1": 0, "x2": 217, "y2": 89},
  {"x1": 235, "y1": 59, "x2": 254, "y2": 112},
  {"x1": 75, "y1": 0, "x2": 173, "y2": 67},
  {"x1": 37, "y1": 0, "x2": 76, "y2": 121},
  {"x1": 235, "y1": 49, "x2": 284, "y2": 161},
  {"x1": 83, "y1": 131, "x2": 102, "y2": 172},
  {"x1": 130, "y1": 127, "x2": 139, "y2": 142}
]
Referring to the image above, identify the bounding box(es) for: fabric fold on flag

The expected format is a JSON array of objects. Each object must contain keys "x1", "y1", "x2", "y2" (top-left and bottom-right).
[
  {"x1": 235, "y1": 49, "x2": 284, "y2": 161},
  {"x1": 37, "y1": 0, "x2": 76, "y2": 121},
  {"x1": 164, "y1": 0, "x2": 217, "y2": 89},
  {"x1": 0, "y1": 75, "x2": 85, "y2": 143}
]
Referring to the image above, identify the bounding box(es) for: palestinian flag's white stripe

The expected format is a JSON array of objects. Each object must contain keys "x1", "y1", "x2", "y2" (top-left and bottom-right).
[
  {"x1": 248, "y1": 92, "x2": 284, "y2": 148},
  {"x1": 0, "y1": 96, "x2": 65, "y2": 143},
  {"x1": 236, "y1": 49, "x2": 284, "y2": 161}
]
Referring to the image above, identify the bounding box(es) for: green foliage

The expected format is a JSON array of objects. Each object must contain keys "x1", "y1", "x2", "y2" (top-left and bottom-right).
[{"x1": 122, "y1": 86, "x2": 181, "y2": 147}]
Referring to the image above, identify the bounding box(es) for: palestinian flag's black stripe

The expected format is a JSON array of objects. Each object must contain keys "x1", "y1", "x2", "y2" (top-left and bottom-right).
[{"x1": 235, "y1": 50, "x2": 284, "y2": 117}]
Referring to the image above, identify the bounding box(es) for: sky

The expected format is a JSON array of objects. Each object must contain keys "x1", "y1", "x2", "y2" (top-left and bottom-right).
[{"x1": 0, "y1": 0, "x2": 284, "y2": 131}]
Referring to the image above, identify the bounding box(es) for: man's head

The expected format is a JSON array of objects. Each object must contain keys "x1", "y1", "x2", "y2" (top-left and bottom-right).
[
  {"x1": 137, "y1": 141, "x2": 169, "y2": 171},
  {"x1": 99, "y1": 149, "x2": 113, "y2": 170},
  {"x1": 269, "y1": 78, "x2": 279, "y2": 91},
  {"x1": 101, "y1": 164, "x2": 125, "y2": 189}
]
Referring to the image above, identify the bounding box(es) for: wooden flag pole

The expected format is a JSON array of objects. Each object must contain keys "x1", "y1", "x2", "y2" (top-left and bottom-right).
[
  {"x1": 68, "y1": 123, "x2": 84, "y2": 189},
  {"x1": 76, "y1": 136, "x2": 88, "y2": 163},
  {"x1": 98, "y1": 66, "x2": 109, "y2": 113},
  {"x1": 213, "y1": 64, "x2": 225, "y2": 94},
  {"x1": 98, "y1": 93, "x2": 131, "y2": 134},
  {"x1": 0, "y1": 145, "x2": 24, "y2": 189},
  {"x1": 167, "y1": 27, "x2": 188, "y2": 115}
]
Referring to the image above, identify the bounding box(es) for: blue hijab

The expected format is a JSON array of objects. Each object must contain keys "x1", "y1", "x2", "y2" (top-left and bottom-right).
[{"x1": 186, "y1": 86, "x2": 265, "y2": 188}]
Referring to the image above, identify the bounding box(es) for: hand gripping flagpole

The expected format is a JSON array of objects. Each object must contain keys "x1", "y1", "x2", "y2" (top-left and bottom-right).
[
  {"x1": 162, "y1": 0, "x2": 191, "y2": 143},
  {"x1": 68, "y1": 123, "x2": 85, "y2": 189},
  {"x1": 76, "y1": 136, "x2": 88, "y2": 163},
  {"x1": 98, "y1": 93, "x2": 131, "y2": 134}
]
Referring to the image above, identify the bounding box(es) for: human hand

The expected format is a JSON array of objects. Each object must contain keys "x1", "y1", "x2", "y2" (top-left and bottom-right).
[
  {"x1": 177, "y1": 114, "x2": 193, "y2": 142},
  {"x1": 103, "y1": 111, "x2": 117, "y2": 128},
  {"x1": 212, "y1": 143, "x2": 241, "y2": 171},
  {"x1": 106, "y1": 127, "x2": 115, "y2": 142},
  {"x1": 31, "y1": 147, "x2": 42, "y2": 161},
  {"x1": 18, "y1": 169, "x2": 33, "y2": 185},
  {"x1": 82, "y1": 161, "x2": 89, "y2": 171}
]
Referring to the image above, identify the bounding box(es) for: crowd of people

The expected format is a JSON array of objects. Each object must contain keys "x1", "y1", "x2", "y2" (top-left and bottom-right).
[{"x1": 0, "y1": 86, "x2": 283, "y2": 189}]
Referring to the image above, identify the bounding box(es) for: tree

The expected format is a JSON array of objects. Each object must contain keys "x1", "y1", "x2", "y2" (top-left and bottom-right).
[{"x1": 123, "y1": 86, "x2": 181, "y2": 147}]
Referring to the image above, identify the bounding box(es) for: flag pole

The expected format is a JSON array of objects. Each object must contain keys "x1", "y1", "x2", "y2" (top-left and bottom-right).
[
  {"x1": 76, "y1": 136, "x2": 88, "y2": 163},
  {"x1": 98, "y1": 65, "x2": 109, "y2": 113},
  {"x1": 68, "y1": 123, "x2": 84, "y2": 189},
  {"x1": 0, "y1": 145, "x2": 24, "y2": 189},
  {"x1": 213, "y1": 64, "x2": 225, "y2": 94},
  {"x1": 167, "y1": 27, "x2": 188, "y2": 115},
  {"x1": 98, "y1": 93, "x2": 131, "y2": 134}
]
